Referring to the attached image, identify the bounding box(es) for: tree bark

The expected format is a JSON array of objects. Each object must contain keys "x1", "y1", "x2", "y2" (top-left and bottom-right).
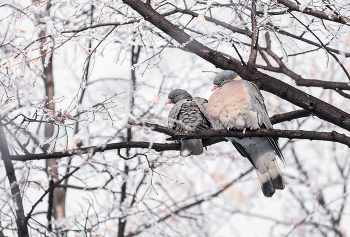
[
  {"x1": 33, "y1": 0, "x2": 66, "y2": 227},
  {"x1": 0, "y1": 122, "x2": 29, "y2": 237},
  {"x1": 118, "y1": 44, "x2": 141, "y2": 237}
]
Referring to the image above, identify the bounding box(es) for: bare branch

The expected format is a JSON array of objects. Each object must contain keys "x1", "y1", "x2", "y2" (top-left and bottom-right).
[
  {"x1": 296, "y1": 79, "x2": 350, "y2": 91},
  {"x1": 269, "y1": 110, "x2": 312, "y2": 124},
  {"x1": 25, "y1": 165, "x2": 81, "y2": 226},
  {"x1": 167, "y1": 129, "x2": 350, "y2": 147},
  {"x1": 272, "y1": 26, "x2": 350, "y2": 58},
  {"x1": 231, "y1": 41, "x2": 246, "y2": 66},
  {"x1": 247, "y1": 0, "x2": 258, "y2": 67},
  {"x1": 10, "y1": 126, "x2": 350, "y2": 162},
  {"x1": 165, "y1": 7, "x2": 251, "y2": 36},
  {"x1": 61, "y1": 20, "x2": 136, "y2": 34},
  {"x1": 289, "y1": 12, "x2": 350, "y2": 81},
  {"x1": 277, "y1": 0, "x2": 350, "y2": 25},
  {"x1": 0, "y1": 122, "x2": 28, "y2": 237},
  {"x1": 125, "y1": 167, "x2": 254, "y2": 237},
  {"x1": 335, "y1": 89, "x2": 350, "y2": 99}
]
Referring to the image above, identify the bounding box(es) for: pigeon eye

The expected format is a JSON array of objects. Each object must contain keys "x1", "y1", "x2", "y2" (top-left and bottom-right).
[
  {"x1": 175, "y1": 94, "x2": 178, "y2": 97},
  {"x1": 222, "y1": 79, "x2": 225, "y2": 82}
]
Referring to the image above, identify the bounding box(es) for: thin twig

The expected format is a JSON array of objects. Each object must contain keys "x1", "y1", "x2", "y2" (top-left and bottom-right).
[
  {"x1": 289, "y1": 12, "x2": 350, "y2": 81},
  {"x1": 247, "y1": 0, "x2": 258, "y2": 67}
]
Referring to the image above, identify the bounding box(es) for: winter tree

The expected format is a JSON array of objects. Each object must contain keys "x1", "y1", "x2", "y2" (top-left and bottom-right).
[{"x1": 0, "y1": 0, "x2": 350, "y2": 236}]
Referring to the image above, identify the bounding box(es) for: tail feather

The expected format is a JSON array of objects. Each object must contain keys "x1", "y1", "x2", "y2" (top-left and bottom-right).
[
  {"x1": 269, "y1": 160, "x2": 285, "y2": 190},
  {"x1": 180, "y1": 139, "x2": 203, "y2": 157},
  {"x1": 256, "y1": 169, "x2": 275, "y2": 197},
  {"x1": 229, "y1": 137, "x2": 285, "y2": 197},
  {"x1": 256, "y1": 160, "x2": 285, "y2": 197}
]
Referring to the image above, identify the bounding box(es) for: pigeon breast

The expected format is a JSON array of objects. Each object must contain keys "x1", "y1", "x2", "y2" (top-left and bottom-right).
[
  {"x1": 207, "y1": 80, "x2": 260, "y2": 130},
  {"x1": 178, "y1": 101, "x2": 206, "y2": 131}
]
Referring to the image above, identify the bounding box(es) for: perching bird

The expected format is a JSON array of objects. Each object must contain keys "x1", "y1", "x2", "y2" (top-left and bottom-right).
[
  {"x1": 206, "y1": 70, "x2": 285, "y2": 197},
  {"x1": 166, "y1": 89, "x2": 211, "y2": 157}
]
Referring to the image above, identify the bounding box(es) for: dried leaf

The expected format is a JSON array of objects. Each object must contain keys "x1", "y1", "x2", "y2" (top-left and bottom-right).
[
  {"x1": 64, "y1": 110, "x2": 77, "y2": 120},
  {"x1": 325, "y1": 23, "x2": 334, "y2": 31},
  {"x1": 71, "y1": 139, "x2": 79, "y2": 149},
  {"x1": 14, "y1": 28, "x2": 25, "y2": 33},
  {"x1": 73, "y1": 19, "x2": 82, "y2": 25},
  {"x1": 202, "y1": 15, "x2": 208, "y2": 25}
]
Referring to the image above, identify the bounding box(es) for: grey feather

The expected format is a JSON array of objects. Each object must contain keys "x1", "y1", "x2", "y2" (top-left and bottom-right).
[
  {"x1": 256, "y1": 170, "x2": 275, "y2": 197},
  {"x1": 245, "y1": 81, "x2": 285, "y2": 164},
  {"x1": 168, "y1": 99, "x2": 188, "y2": 131},
  {"x1": 180, "y1": 139, "x2": 203, "y2": 156}
]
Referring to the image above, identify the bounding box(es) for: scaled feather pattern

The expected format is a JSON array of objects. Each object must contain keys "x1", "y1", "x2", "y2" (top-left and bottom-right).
[{"x1": 167, "y1": 89, "x2": 212, "y2": 156}]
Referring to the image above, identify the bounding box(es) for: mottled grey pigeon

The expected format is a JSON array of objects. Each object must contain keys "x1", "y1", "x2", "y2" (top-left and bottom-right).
[
  {"x1": 206, "y1": 70, "x2": 285, "y2": 197},
  {"x1": 166, "y1": 89, "x2": 211, "y2": 156}
]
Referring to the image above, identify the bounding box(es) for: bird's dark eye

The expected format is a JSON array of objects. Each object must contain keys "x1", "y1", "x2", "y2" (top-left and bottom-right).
[
  {"x1": 222, "y1": 79, "x2": 225, "y2": 81},
  {"x1": 175, "y1": 94, "x2": 178, "y2": 97}
]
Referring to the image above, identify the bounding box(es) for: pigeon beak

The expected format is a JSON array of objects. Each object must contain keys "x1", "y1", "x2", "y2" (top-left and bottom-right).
[
  {"x1": 165, "y1": 99, "x2": 172, "y2": 105},
  {"x1": 211, "y1": 85, "x2": 218, "y2": 92}
]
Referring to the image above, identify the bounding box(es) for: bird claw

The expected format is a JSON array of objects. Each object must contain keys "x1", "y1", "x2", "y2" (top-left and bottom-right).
[{"x1": 243, "y1": 127, "x2": 246, "y2": 134}]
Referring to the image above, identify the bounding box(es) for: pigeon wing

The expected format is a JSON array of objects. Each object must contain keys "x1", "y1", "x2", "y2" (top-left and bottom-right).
[
  {"x1": 244, "y1": 81, "x2": 285, "y2": 164},
  {"x1": 192, "y1": 97, "x2": 212, "y2": 130},
  {"x1": 168, "y1": 99, "x2": 187, "y2": 132}
]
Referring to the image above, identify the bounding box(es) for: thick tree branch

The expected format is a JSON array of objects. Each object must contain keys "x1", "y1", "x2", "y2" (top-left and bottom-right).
[
  {"x1": 121, "y1": 0, "x2": 350, "y2": 132},
  {"x1": 10, "y1": 126, "x2": 350, "y2": 162},
  {"x1": 166, "y1": 129, "x2": 350, "y2": 148}
]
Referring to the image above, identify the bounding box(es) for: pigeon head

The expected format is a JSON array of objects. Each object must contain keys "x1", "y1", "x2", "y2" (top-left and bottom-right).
[
  {"x1": 211, "y1": 70, "x2": 240, "y2": 91},
  {"x1": 166, "y1": 89, "x2": 192, "y2": 104}
]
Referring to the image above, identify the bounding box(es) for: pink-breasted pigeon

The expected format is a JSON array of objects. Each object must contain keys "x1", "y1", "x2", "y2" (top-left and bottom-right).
[{"x1": 206, "y1": 70, "x2": 285, "y2": 197}]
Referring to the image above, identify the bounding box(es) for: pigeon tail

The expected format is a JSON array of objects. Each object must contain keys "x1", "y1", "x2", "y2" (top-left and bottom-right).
[
  {"x1": 256, "y1": 159, "x2": 285, "y2": 197},
  {"x1": 180, "y1": 139, "x2": 203, "y2": 157},
  {"x1": 269, "y1": 160, "x2": 285, "y2": 190},
  {"x1": 256, "y1": 170, "x2": 275, "y2": 197}
]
